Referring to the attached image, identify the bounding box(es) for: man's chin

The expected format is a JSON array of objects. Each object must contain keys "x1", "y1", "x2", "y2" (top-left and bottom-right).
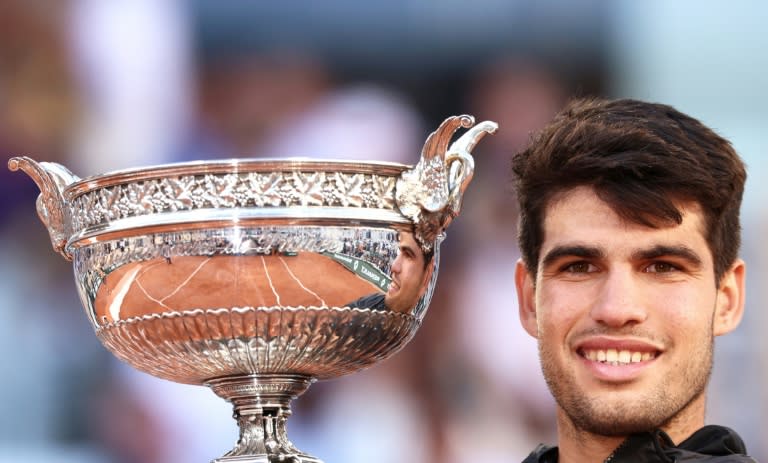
[{"x1": 562, "y1": 397, "x2": 671, "y2": 437}]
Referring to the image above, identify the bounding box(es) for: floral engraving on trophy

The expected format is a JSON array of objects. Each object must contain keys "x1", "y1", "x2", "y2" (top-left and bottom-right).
[{"x1": 70, "y1": 171, "x2": 398, "y2": 231}]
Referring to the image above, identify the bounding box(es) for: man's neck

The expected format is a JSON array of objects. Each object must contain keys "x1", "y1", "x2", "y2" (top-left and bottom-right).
[
  {"x1": 554, "y1": 395, "x2": 707, "y2": 463},
  {"x1": 555, "y1": 418, "x2": 623, "y2": 463}
]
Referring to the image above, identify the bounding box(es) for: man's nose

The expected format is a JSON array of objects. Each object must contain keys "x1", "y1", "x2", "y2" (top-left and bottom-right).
[
  {"x1": 391, "y1": 254, "x2": 402, "y2": 274},
  {"x1": 589, "y1": 268, "x2": 648, "y2": 328}
]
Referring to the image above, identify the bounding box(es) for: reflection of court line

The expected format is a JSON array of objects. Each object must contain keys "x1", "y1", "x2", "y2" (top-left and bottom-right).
[
  {"x1": 261, "y1": 255, "x2": 281, "y2": 306},
  {"x1": 158, "y1": 257, "x2": 212, "y2": 303},
  {"x1": 135, "y1": 260, "x2": 172, "y2": 311},
  {"x1": 279, "y1": 256, "x2": 327, "y2": 307},
  {"x1": 136, "y1": 281, "x2": 171, "y2": 310}
]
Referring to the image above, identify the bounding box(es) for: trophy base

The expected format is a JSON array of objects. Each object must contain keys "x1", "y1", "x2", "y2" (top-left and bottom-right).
[
  {"x1": 213, "y1": 456, "x2": 322, "y2": 463},
  {"x1": 208, "y1": 374, "x2": 323, "y2": 463},
  {"x1": 213, "y1": 456, "x2": 269, "y2": 463},
  {"x1": 213, "y1": 455, "x2": 322, "y2": 463}
]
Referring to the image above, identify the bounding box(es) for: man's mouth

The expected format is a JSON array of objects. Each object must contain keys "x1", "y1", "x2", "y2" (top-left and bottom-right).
[{"x1": 579, "y1": 348, "x2": 658, "y2": 366}]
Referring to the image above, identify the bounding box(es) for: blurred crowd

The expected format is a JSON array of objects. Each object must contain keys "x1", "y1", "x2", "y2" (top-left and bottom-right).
[{"x1": 0, "y1": 1, "x2": 765, "y2": 462}]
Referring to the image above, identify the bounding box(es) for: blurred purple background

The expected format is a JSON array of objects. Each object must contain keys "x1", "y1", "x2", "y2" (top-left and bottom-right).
[{"x1": 1, "y1": 1, "x2": 766, "y2": 462}]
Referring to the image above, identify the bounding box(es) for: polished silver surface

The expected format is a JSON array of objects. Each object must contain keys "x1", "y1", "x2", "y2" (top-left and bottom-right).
[
  {"x1": 9, "y1": 114, "x2": 496, "y2": 463},
  {"x1": 395, "y1": 114, "x2": 497, "y2": 252}
]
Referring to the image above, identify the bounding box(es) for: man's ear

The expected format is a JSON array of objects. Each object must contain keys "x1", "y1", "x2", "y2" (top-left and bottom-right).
[
  {"x1": 515, "y1": 258, "x2": 539, "y2": 338},
  {"x1": 713, "y1": 259, "x2": 746, "y2": 337}
]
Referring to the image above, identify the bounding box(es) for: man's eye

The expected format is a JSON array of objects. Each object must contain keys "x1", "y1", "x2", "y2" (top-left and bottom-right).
[
  {"x1": 645, "y1": 262, "x2": 679, "y2": 273},
  {"x1": 563, "y1": 262, "x2": 595, "y2": 273}
]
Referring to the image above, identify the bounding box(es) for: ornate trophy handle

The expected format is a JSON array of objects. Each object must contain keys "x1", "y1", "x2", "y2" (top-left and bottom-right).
[
  {"x1": 395, "y1": 115, "x2": 498, "y2": 253},
  {"x1": 8, "y1": 156, "x2": 79, "y2": 260}
]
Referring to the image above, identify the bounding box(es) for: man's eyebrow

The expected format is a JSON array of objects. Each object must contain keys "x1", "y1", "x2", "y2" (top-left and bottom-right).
[
  {"x1": 399, "y1": 242, "x2": 418, "y2": 254},
  {"x1": 631, "y1": 245, "x2": 703, "y2": 267},
  {"x1": 541, "y1": 245, "x2": 604, "y2": 268}
]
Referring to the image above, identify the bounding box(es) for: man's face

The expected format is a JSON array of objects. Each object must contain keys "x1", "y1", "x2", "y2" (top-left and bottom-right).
[
  {"x1": 515, "y1": 186, "x2": 744, "y2": 437},
  {"x1": 385, "y1": 232, "x2": 431, "y2": 313}
]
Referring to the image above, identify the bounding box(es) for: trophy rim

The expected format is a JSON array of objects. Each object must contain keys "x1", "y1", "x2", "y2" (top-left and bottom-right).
[
  {"x1": 65, "y1": 157, "x2": 411, "y2": 199},
  {"x1": 67, "y1": 208, "x2": 412, "y2": 250}
]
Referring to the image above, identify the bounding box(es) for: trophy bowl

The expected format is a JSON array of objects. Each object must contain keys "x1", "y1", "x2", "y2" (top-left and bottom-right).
[{"x1": 9, "y1": 115, "x2": 497, "y2": 463}]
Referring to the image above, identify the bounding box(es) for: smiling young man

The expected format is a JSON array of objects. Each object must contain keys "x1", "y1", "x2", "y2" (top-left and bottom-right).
[
  {"x1": 511, "y1": 98, "x2": 756, "y2": 462},
  {"x1": 385, "y1": 231, "x2": 434, "y2": 313},
  {"x1": 347, "y1": 231, "x2": 434, "y2": 313}
]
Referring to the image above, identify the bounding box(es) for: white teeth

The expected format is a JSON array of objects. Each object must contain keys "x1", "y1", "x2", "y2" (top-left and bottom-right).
[
  {"x1": 618, "y1": 350, "x2": 631, "y2": 363},
  {"x1": 583, "y1": 349, "x2": 656, "y2": 365}
]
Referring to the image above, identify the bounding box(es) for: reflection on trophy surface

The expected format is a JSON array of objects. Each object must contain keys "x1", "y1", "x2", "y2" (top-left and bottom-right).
[
  {"x1": 9, "y1": 115, "x2": 496, "y2": 463},
  {"x1": 347, "y1": 231, "x2": 435, "y2": 314}
]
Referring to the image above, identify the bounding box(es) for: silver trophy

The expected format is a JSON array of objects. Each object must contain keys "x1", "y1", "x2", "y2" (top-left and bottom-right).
[{"x1": 9, "y1": 115, "x2": 497, "y2": 463}]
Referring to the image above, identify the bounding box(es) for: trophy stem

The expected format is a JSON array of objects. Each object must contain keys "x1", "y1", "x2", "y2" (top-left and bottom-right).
[{"x1": 207, "y1": 374, "x2": 321, "y2": 463}]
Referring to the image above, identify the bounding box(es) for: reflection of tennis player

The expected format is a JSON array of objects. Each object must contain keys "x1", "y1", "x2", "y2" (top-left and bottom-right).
[{"x1": 348, "y1": 231, "x2": 434, "y2": 313}]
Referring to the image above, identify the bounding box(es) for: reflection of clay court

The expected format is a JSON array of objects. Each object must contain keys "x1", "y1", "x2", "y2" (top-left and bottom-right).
[{"x1": 94, "y1": 253, "x2": 381, "y2": 323}]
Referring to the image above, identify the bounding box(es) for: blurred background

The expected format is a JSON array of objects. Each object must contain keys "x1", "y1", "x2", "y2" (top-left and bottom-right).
[{"x1": 1, "y1": 1, "x2": 766, "y2": 462}]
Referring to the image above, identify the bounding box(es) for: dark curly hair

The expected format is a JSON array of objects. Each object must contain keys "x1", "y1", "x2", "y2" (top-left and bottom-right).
[{"x1": 511, "y1": 97, "x2": 747, "y2": 284}]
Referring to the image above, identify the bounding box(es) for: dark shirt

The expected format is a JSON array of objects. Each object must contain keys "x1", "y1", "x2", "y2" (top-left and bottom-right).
[
  {"x1": 522, "y1": 425, "x2": 757, "y2": 462},
  {"x1": 346, "y1": 293, "x2": 389, "y2": 311}
]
